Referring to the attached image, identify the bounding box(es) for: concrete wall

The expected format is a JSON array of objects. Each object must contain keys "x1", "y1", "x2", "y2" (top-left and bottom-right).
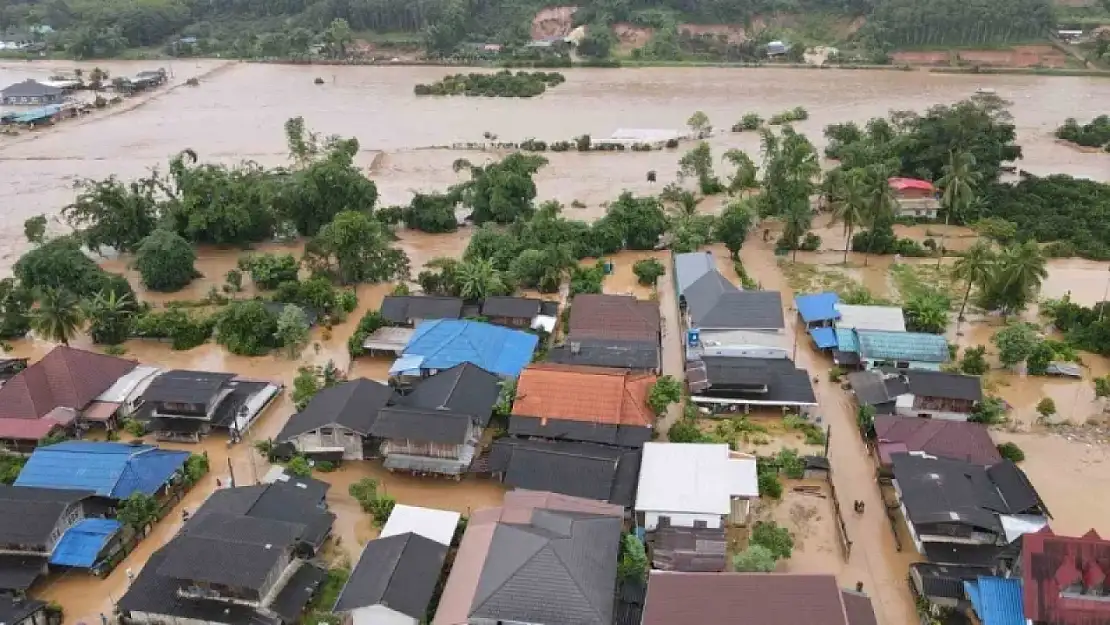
[
  {"x1": 641, "y1": 511, "x2": 723, "y2": 532},
  {"x1": 292, "y1": 427, "x2": 365, "y2": 460}
]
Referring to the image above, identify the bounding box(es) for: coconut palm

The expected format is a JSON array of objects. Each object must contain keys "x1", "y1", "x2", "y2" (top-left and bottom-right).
[
  {"x1": 951, "y1": 241, "x2": 997, "y2": 331},
  {"x1": 32, "y1": 288, "x2": 83, "y2": 346},
  {"x1": 660, "y1": 184, "x2": 701, "y2": 217},
  {"x1": 81, "y1": 288, "x2": 134, "y2": 345},
  {"x1": 860, "y1": 164, "x2": 898, "y2": 266},
  {"x1": 781, "y1": 199, "x2": 813, "y2": 262},
  {"x1": 938, "y1": 151, "x2": 981, "y2": 224},
  {"x1": 456, "y1": 258, "x2": 505, "y2": 300},
  {"x1": 827, "y1": 168, "x2": 869, "y2": 264},
  {"x1": 997, "y1": 240, "x2": 1049, "y2": 313}
]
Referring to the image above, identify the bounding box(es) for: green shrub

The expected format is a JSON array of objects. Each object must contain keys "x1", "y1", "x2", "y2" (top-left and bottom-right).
[
  {"x1": 758, "y1": 472, "x2": 783, "y2": 499},
  {"x1": 997, "y1": 442, "x2": 1025, "y2": 462}
]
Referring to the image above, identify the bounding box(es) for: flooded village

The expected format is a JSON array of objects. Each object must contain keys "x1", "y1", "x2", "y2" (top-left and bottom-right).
[{"x1": 0, "y1": 59, "x2": 1108, "y2": 625}]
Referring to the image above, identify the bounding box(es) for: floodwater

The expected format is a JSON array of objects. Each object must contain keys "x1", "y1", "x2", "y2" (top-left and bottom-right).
[{"x1": 0, "y1": 60, "x2": 1109, "y2": 625}]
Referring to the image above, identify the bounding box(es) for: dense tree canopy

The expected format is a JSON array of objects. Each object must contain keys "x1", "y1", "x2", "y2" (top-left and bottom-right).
[{"x1": 134, "y1": 229, "x2": 200, "y2": 292}]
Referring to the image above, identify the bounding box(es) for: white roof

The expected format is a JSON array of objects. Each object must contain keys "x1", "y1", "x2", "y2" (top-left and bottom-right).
[
  {"x1": 363, "y1": 326, "x2": 415, "y2": 350},
  {"x1": 379, "y1": 504, "x2": 460, "y2": 546},
  {"x1": 608, "y1": 128, "x2": 683, "y2": 143},
  {"x1": 835, "y1": 304, "x2": 906, "y2": 332},
  {"x1": 698, "y1": 329, "x2": 790, "y2": 350},
  {"x1": 95, "y1": 365, "x2": 162, "y2": 403},
  {"x1": 531, "y1": 314, "x2": 557, "y2": 333},
  {"x1": 1000, "y1": 514, "x2": 1049, "y2": 543},
  {"x1": 635, "y1": 443, "x2": 758, "y2": 515}
]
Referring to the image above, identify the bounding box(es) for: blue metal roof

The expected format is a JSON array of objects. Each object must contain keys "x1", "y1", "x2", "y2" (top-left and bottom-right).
[
  {"x1": 15, "y1": 441, "x2": 189, "y2": 499},
  {"x1": 836, "y1": 328, "x2": 860, "y2": 353},
  {"x1": 856, "y1": 330, "x2": 950, "y2": 363},
  {"x1": 809, "y1": 327, "x2": 839, "y2": 349},
  {"x1": 400, "y1": 319, "x2": 538, "y2": 377},
  {"x1": 795, "y1": 293, "x2": 841, "y2": 323},
  {"x1": 49, "y1": 518, "x2": 121, "y2": 568},
  {"x1": 965, "y1": 577, "x2": 1024, "y2": 625}
]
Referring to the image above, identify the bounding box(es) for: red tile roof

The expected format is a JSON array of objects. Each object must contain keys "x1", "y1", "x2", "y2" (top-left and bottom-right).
[
  {"x1": 568, "y1": 294, "x2": 661, "y2": 342},
  {"x1": 0, "y1": 346, "x2": 136, "y2": 440},
  {"x1": 1023, "y1": 527, "x2": 1110, "y2": 625},
  {"x1": 513, "y1": 364, "x2": 656, "y2": 428},
  {"x1": 888, "y1": 177, "x2": 935, "y2": 193},
  {"x1": 874, "y1": 415, "x2": 1001, "y2": 466}
]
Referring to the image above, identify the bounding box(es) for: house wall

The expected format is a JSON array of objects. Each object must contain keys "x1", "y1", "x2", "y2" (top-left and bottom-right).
[
  {"x1": 380, "y1": 439, "x2": 464, "y2": 459},
  {"x1": 898, "y1": 396, "x2": 974, "y2": 421},
  {"x1": 46, "y1": 501, "x2": 86, "y2": 553},
  {"x1": 728, "y1": 497, "x2": 751, "y2": 526},
  {"x1": 641, "y1": 510, "x2": 724, "y2": 532},
  {"x1": 14, "y1": 608, "x2": 46, "y2": 625},
  {"x1": 862, "y1": 359, "x2": 942, "y2": 372},
  {"x1": 130, "y1": 611, "x2": 236, "y2": 625},
  {"x1": 292, "y1": 427, "x2": 365, "y2": 461},
  {"x1": 2, "y1": 93, "x2": 61, "y2": 105},
  {"x1": 488, "y1": 315, "x2": 531, "y2": 329},
  {"x1": 349, "y1": 604, "x2": 420, "y2": 625}
]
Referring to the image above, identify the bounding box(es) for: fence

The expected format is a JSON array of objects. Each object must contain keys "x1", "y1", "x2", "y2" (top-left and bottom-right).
[{"x1": 824, "y1": 427, "x2": 853, "y2": 560}]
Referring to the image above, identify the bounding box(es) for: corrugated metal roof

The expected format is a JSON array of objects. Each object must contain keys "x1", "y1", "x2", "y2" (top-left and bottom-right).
[
  {"x1": 636, "y1": 443, "x2": 757, "y2": 515},
  {"x1": 15, "y1": 441, "x2": 189, "y2": 499},
  {"x1": 856, "y1": 330, "x2": 949, "y2": 363},
  {"x1": 795, "y1": 293, "x2": 840, "y2": 323},
  {"x1": 836, "y1": 328, "x2": 860, "y2": 353},
  {"x1": 49, "y1": 518, "x2": 121, "y2": 568},
  {"x1": 965, "y1": 577, "x2": 1024, "y2": 625},
  {"x1": 379, "y1": 505, "x2": 460, "y2": 546},
  {"x1": 809, "y1": 327, "x2": 838, "y2": 349},
  {"x1": 835, "y1": 304, "x2": 906, "y2": 332},
  {"x1": 400, "y1": 320, "x2": 538, "y2": 377}
]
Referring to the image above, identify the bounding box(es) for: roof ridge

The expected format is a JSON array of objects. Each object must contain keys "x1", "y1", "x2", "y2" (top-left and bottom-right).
[
  {"x1": 469, "y1": 524, "x2": 551, "y2": 615},
  {"x1": 546, "y1": 524, "x2": 607, "y2": 622}
]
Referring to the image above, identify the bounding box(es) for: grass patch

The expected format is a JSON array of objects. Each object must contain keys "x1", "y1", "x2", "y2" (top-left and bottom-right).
[
  {"x1": 889, "y1": 263, "x2": 960, "y2": 305},
  {"x1": 778, "y1": 260, "x2": 890, "y2": 303},
  {"x1": 305, "y1": 565, "x2": 351, "y2": 624}
]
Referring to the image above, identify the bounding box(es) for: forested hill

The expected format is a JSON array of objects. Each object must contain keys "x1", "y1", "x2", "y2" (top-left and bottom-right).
[{"x1": 0, "y1": 0, "x2": 1060, "y2": 59}]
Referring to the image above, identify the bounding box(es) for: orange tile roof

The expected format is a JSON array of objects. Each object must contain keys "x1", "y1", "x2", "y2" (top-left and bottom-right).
[{"x1": 512, "y1": 363, "x2": 657, "y2": 428}]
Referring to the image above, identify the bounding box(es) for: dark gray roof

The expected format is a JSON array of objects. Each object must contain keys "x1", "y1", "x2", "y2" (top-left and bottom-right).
[
  {"x1": 482, "y1": 296, "x2": 542, "y2": 319},
  {"x1": 690, "y1": 357, "x2": 817, "y2": 405},
  {"x1": 380, "y1": 296, "x2": 463, "y2": 324},
  {"x1": 921, "y1": 542, "x2": 1009, "y2": 567},
  {"x1": 190, "y1": 482, "x2": 335, "y2": 548},
  {"x1": 685, "y1": 275, "x2": 785, "y2": 329},
  {"x1": 651, "y1": 526, "x2": 728, "y2": 572},
  {"x1": 841, "y1": 591, "x2": 879, "y2": 625},
  {"x1": 487, "y1": 438, "x2": 640, "y2": 506},
  {"x1": 184, "y1": 512, "x2": 304, "y2": 548},
  {"x1": 277, "y1": 378, "x2": 396, "y2": 440},
  {"x1": 0, "y1": 554, "x2": 46, "y2": 591},
  {"x1": 0, "y1": 594, "x2": 45, "y2": 625},
  {"x1": 910, "y1": 563, "x2": 994, "y2": 599},
  {"x1": 469, "y1": 509, "x2": 622, "y2": 625},
  {"x1": 372, "y1": 407, "x2": 473, "y2": 444},
  {"x1": 156, "y1": 533, "x2": 287, "y2": 590},
  {"x1": 334, "y1": 533, "x2": 448, "y2": 618},
  {"x1": 986, "y1": 460, "x2": 1048, "y2": 516},
  {"x1": 880, "y1": 368, "x2": 982, "y2": 402},
  {"x1": 270, "y1": 562, "x2": 328, "y2": 623},
  {"x1": 2, "y1": 79, "x2": 62, "y2": 98},
  {"x1": 509, "y1": 414, "x2": 652, "y2": 448},
  {"x1": 0, "y1": 485, "x2": 92, "y2": 547},
  {"x1": 547, "y1": 339, "x2": 660, "y2": 371},
  {"x1": 400, "y1": 363, "x2": 501, "y2": 426},
  {"x1": 847, "y1": 370, "x2": 909, "y2": 407},
  {"x1": 673, "y1": 251, "x2": 716, "y2": 296},
  {"x1": 142, "y1": 370, "x2": 234, "y2": 404}
]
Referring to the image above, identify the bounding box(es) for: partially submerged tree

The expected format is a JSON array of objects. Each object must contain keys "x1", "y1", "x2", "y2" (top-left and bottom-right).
[
  {"x1": 135, "y1": 229, "x2": 200, "y2": 292},
  {"x1": 31, "y1": 288, "x2": 83, "y2": 346},
  {"x1": 647, "y1": 375, "x2": 682, "y2": 415}
]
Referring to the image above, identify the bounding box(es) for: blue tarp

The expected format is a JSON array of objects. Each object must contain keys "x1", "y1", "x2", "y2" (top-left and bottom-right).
[
  {"x1": 809, "y1": 327, "x2": 839, "y2": 349},
  {"x1": 795, "y1": 293, "x2": 841, "y2": 324},
  {"x1": 964, "y1": 577, "x2": 1024, "y2": 625},
  {"x1": 49, "y1": 518, "x2": 121, "y2": 568},
  {"x1": 399, "y1": 319, "x2": 539, "y2": 377},
  {"x1": 16, "y1": 441, "x2": 189, "y2": 499},
  {"x1": 836, "y1": 328, "x2": 860, "y2": 354}
]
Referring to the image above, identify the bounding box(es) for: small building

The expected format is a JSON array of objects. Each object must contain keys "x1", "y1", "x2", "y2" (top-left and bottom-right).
[
  {"x1": 141, "y1": 370, "x2": 281, "y2": 443},
  {"x1": 909, "y1": 562, "x2": 994, "y2": 610},
  {"x1": 380, "y1": 295, "x2": 463, "y2": 327},
  {"x1": 0, "y1": 595, "x2": 47, "y2": 625},
  {"x1": 1019, "y1": 527, "x2": 1110, "y2": 625},
  {"x1": 641, "y1": 571, "x2": 879, "y2": 625},
  {"x1": 484, "y1": 438, "x2": 641, "y2": 507},
  {"x1": 635, "y1": 443, "x2": 758, "y2": 531},
  {"x1": 554, "y1": 294, "x2": 662, "y2": 371},
  {"x1": 889, "y1": 177, "x2": 941, "y2": 219},
  {"x1": 277, "y1": 378, "x2": 397, "y2": 461},
  {"x1": 874, "y1": 415, "x2": 1000, "y2": 470},
  {"x1": 361, "y1": 326, "x2": 415, "y2": 357},
  {"x1": 838, "y1": 329, "x2": 950, "y2": 371},
  {"x1": 86, "y1": 364, "x2": 162, "y2": 429},
  {"x1": 606, "y1": 128, "x2": 685, "y2": 148},
  {"x1": 797, "y1": 292, "x2": 841, "y2": 349},
  {"x1": 432, "y1": 490, "x2": 623, "y2": 625},
  {"x1": 964, "y1": 576, "x2": 1024, "y2": 625},
  {"x1": 480, "y1": 296, "x2": 555, "y2": 330},
  {"x1": 687, "y1": 356, "x2": 817, "y2": 413},
  {"x1": 1, "y1": 80, "x2": 63, "y2": 106},
  {"x1": 0, "y1": 485, "x2": 95, "y2": 592},
  {"x1": 850, "y1": 369, "x2": 983, "y2": 420},
  {"x1": 650, "y1": 525, "x2": 728, "y2": 572},
  {"x1": 766, "y1": 40, "x2": 790, "y2": 57},
  {"x1": 15, "y1": 441, "x2": 189, "y2": 501},
  {"x1": 391, "y1": 320, "x2": 538, "y2": 379},
  {"x1": 334, "y1": 532, "x2": 449, "y2": 625},
  {"x1": 892, "y1": 453, "x2": 1050, "y2": 568}
]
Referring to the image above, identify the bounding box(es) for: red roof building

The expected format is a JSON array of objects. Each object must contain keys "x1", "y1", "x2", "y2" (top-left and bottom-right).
[
  {"x1": 888, "y1": 177, "x2": 936, "y2": 195},
  {"x1": 1022, "y1": 526, "x2": 1110, "y2": 625},
  {"x1": 874, "y1": 415, "x2": 1001, "y2": 467}
]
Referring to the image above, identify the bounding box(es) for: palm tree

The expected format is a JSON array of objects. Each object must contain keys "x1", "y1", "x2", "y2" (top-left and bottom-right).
[
  {"x1": 828, "y1": 168, "x2": 869, "y2": 264},
  {"x1": 998, "y1": 240, "x2": 1048, "y2": 314},
  {"x1": 951, "y1": 241, "x2": 997, "y2": 331},
  {"x1": 456, "y1": 258, "x2": 505, "y2": 300},
  {"x1": 32, "y1": 288, "x2": 83, "y2": 346},
  {"x1": 938, "y1": 151, "x2": 981, "y2": 224},
  {"x1": 860, "y1": 164, "x2": 897, "y2": 266},
  {"x1": 81, "y1": 288, "x2": 134, "y2": 345},
  {"x1": 782, "y1": 199, "x2": 813, "y2": 262},
  {"x1": 659, "y1": 184, "x2": 701, "y2": 217}
]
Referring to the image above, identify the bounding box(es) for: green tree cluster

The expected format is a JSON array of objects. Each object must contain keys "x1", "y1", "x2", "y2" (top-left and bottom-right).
[{"x1": 414, "y1": 71, "x2": 565, "y2": 97}]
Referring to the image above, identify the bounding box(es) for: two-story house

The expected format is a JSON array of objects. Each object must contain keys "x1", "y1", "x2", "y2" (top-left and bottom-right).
[
  {"x1": 635, "y1": 443, "x2": 759, "y2": 531},
  {"x1": 547, "y1": 294, "x2": 661, "y2": 372},
  {"x1": 380, "y1": 296, "x2": 463, "y2": 327},
  {"x1": 142, "y1": 370, "x2": 280, "y2": 443},
  {"x1": 0, "y1": 485, "x2": 94, "y2": 593},
  {"x1": 850, "y1": 369, "x2": 983, "y2": 421},
  {"x1": 276, "y1": 378, "x2": 398, "y2": 461}
]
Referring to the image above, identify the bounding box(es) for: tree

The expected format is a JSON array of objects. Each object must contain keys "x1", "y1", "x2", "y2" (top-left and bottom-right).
[
  {"x1": 577, "y1": 24, "x2": 616, "y2": 58},
  {"x1": 939, "y1": 151, "x2": 982, "y2": 223},
  {"x1": 275, "y1": 304, "x2": 310, "y2": 358},
  {"x1": 723, "y1": 149, "x2": 758, "y2": 195},
  {"x1": 286, "y1": 456, "x2": 312, "y2": 477},
  {"x1": 455, "y1": 154, "x2": 547, "y2": 225},
  {"x1": 322, "y1": 18, "x2": 353, "y2": 58},
  {"x1": 677, "y1": 143, "x2": 723, "y2": 195},
  {"x1": 240, "y1": 254, "x2": 300, "y2": 290},
  {"x1": 135, "y1": 230, "x2": 200, "y2": 292},
  {"x1": 1096, "y1": 376, "x2": 1110, "y2": 409},
  {"x1": 117, "y1": 493, "x2": 158, "y2": 531},
  {"x1": 292, "y1": 365, "x2": 329, "y2": 411},
  {"x1": 216, "y1": 300, "x2": 280, "y2": 356},
  {"x1": 715, "y1": 199, "x2": 754, "y2": 260},
  {"x1": 304, "y1": 211, "x2": 410, "y2": 285},
  {"x1": 0, "y1": 279, "x2": 33, "y2": 340},
  {"x1": 970, "y1": 396, "x2": 1007, "y2": 424},
  {"x1": 632, "y1": 258, "x2": 666, "y2": 286},
  {"x1": 14, "y1": 237, "x2": 113, "y2": 297},
  {"x1": 732, "y1": 545, "x2": 778, "y2": 572},
  {"x1": 828, "y1": 168, "x2": 869, "y2": 264},
  {"x1": 759, "y1": 472, "x2": 784, "y2": 498},
  {"x1": 668, "y1": 417, "x2": 706, "y2": 443},
  {"x1": 23, "y1": 215, "x2": 47, "y2": 244},
  {"x1": 1036, "y1": 397, "x2": 1057, "y2": 421},
  {"x1": 456, "y1": 258, "x2": 506, "y2": 300},
  {"x1": 960, "y1": 345, "x2": 989, "y2": 375},
  {"x1": 617, "y1": 534, "x2": 648, "y2": 583},
  {"x1": 780, "y1": 200, "x2": 813, "y2": 262},
  {"x1": 687, "y1": 111, "x2": 712, "y2": 137},
  {"x1": 647, "y1": 375, "x2": 682, "y2": 415},
  {"x1": 31, "y1": 288, "x2": 83, "y2": 346},
  {"x1": 750, "y1": 521, "x2": 794, "y2": 560},
  {"x1": 992, "y1": 323, "x2": 1038, "y2": 369},
  {"x1": 1026, "y1": 341, "x2": 1055, "y2": 376},
  {"x1": 860, "y1": 164, "x2": 898, "y2": 264},
  {"x1": 904, "y1": 292, "x2": 949, "y2": 334},
  {"x1": 857, "y1": 404, "x2": 876, "y2": 438},
  {"x1": 952, "y1": 241, "x2": 997, "y2": 328},
  {"x1": 599, "y1": 193, "x2": 668, "y2": 250},
  {"x1": 63, "y1": 176, "x2": 159, "y2": 253},
  {"x1": 82, "y1": 288, "x2": 134, "y2": 345},
  {"x1": 403, "y1": 192, "x2": 459, "y2": 234},
  {"x1": 997, "y1": 442, "x2": 1025, "y2": 462},
  {"x1": 981, "y1": 241, "x2": 1047, "y2": 315}
]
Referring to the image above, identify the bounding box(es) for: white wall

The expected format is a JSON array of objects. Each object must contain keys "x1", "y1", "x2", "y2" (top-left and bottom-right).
[
  {"x1": 293, "y1": 427, "x2": 364, "y2": 460},
  {"x1": 642, "y1": 510, "x2": 723, "y2": 532},
  {"x1": 350, "y1": 604, "x2": 419, "y2": 625}
]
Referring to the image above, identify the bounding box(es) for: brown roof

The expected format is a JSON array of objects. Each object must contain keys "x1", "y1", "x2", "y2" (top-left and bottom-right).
[
  {"x1": 642, "y1": 572, "x2": 876, "y2": 625},
  {"x1": 434, "y1": 490, "x2": 623, "y2": 625},
  {"x1": 513, "y1": 364, "x2": 656, "y2": 428},
  {"x1": 874, "y1": 415, "x2": 1001, "y2": 466},
  {"x1": 0, "y1": 346, "x2": 136, "y2": 423},
  {"x1": 568, "y1": 294, "x2": 660, "y2": 342}
]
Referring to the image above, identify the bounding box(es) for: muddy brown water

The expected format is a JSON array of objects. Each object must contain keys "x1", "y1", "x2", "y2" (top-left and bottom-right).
[{"x1": 1, "y1": 61, "x2": 1110, "y2": 624}]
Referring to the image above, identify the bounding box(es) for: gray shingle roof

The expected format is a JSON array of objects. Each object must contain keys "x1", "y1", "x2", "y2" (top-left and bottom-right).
[
  {"x1": 400, "y1": 363, "x2": 501, "y2": 426},
  {"x1": 487, "y1": 439, "x2": 640, "y2": 506},
  {"x1": 673, "y1": 251, "x2": 716, "y2": 296},
  {"x1": 509, "y1": 414, "x2": 652, "y2": 448},
  {"x1": 469, "y1": 509, "x2": 622, "y2": 625},
  {"x1": 142, "y1": 370, "x2": 234, "y2": 404},
  {"x1": 334, "y1": 532, "x2": 448, "y2": 618},
  {"x1": 1, "y1": 79, "x2": 61, "y2": 98},
  {"x1": 894, "y1": 369, "x2": 983, "y2": 402},
  {"x1": 380, "y1": 296, "x2": 463, "y2": 324},
  {"x1": 482, "y1": 296, "x2": 543, "y2": 319},
  {"x1": 683, "y1": 273, "x2": 784, "y2": 330},
  {"x1": 547, "y1": 339, "x2": 660, "y2": 371},
  {"x1": 0, "y1": 486, "x2": 92, "y2": 548},
  {"x1": 277, "y1": 378, "x2": 396, "y2": 440},
  {"x1": 156, "y1": 534, "x2": 286, "y2": 590},
  {"x1": 372, "y1": 406, "x2": 473, "y2": 444}
]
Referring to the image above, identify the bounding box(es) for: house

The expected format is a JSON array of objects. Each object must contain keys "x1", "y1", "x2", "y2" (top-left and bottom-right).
[
  {"x1": 552, "y1": 294, "x2": 662, "y2": 371},
  {"x1": 1019, "y1": 527, "x2": 1110, "y2": 625},
  {"x1": 432, "y1": 490, "x2": 624, "y2": 625},
  {"x1": 117, "y1": 481, "x2": 334, "y2": 625},
  {"x1": 277, "y1": 378, "x2": 397, "y2": 461},
  {"x1": 548, "y1": 339, "x2": 660, "y2": 372},
  {"x1": 509, "y1": 363, "x2": 657, "y2": 447},
  {"x1": 484, "y1": 438, "x2": 641, "y2": 506},
  {"x1": 836, "y1": 304, "x2": 907, "y2": 332},
  {"x1": 641, "y1": 571, "x2": 879, "y2": 625},
  {"x1": 673, "y1": 252, "x2": 785, "y2": 345},
  {"x1": 0, "y1": 346, "x2": 137, "y2": 454},
  {"x1": 837, "y1": 329, "x2": 950, "y2": 371},
  {"x1": 15, "y1": 441, "x2": 189, "y2": 501},
  {"x1": 374, "y1": 363, "x2": 501, "y2": 476},
  {"x1": 0, "y1": 595, "x2": 48, "y2": 625},
  {"x1": 874, "y1": 415, "x2": 1001, "y2": 470},
  {"x1": 650, "y1": 525, "x2": 729, "y2": 572},
  {"x1": 334, "y1": 506, "x2": 459, "y2": 625},
  {"x1": 964, "y1": 576, "x2": 1025, "y2": 625},
  {"x1": 391, "y1": 320, "x2": 538, "y2": 379},
  {"x1": 909, "y1": 562, "x2": 995, "y2": 610},
  {"x1": 481, "y1": 296, "x2": 555, "y2": 330},
  {"x1": 1, "y1": 80, "x2": 63, "y2": 106},
  {"x1": 380, "y1": 295, "x2": 463, "y2": 327},
  {"x1": 362, "y1": 326, "x2": 417, "y2": 357},
  {"x1": 850, "y1": 369, "x2": 983, "y2": 420},
  {"x1": 797, "y1": 293, "x2": 841, "y2": 349},
  {"x1": 889, "y1": 177, "x2": 940, "y2": 219},
  {"x1": 891, "y1": 453, "x2": 1050, "y2": 567},
  {"x1": 686, "y1": 356, "x2": 818, "y2": 412},
  {"x1": 87, "y1": 365, "x2": 162, "y2": 428},
  {"x1": 635, "y1": 443, "x2": 758, "y2": 531},
  {"x1": 141, "y1": 369, "x2": 281, "y2": 443},
  {"x1": 0, "y1": 485, "x2": 94, "y2": 591}
]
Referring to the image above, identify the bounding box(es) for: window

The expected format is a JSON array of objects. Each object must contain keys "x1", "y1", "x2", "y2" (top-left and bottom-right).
[
  {"x1": 693, "y1": 520, "x2": 708, "y2": 529},
  {"x1": 896, "y1": 361, "x2": 910, "y2": 368},
  {"x1": 658, "y1": 515, "x2": 671, "y2": 527},
  {"x1": 319, "y1": 428, "x2": 334, "y2": 437}
]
